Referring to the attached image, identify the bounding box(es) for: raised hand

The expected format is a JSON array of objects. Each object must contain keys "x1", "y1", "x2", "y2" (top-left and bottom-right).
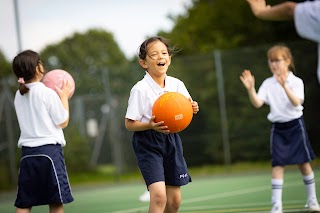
[{"x1": 240, "y1": 69, "x2": 255, "y2": 90}]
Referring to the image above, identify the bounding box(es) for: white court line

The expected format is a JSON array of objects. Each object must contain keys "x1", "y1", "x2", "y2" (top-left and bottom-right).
[
  {"x1": 111, "y1": 180, "x2": 306, "y2": 213},
  {"x1": 242, "y1": 210, "x2": 306, "y2": 213},
  {"x1": 112, "y1": 206, "x2": 148, "y2": 213},
  {"x1": 180, "y1": 200, "x2": 304, "y2": 211},
  {"x1": 179, "y1": 200, "x2": 307, "y2": 213},
  {"x1": 183, "y1": 179, "x2": 308, "y2": 204}
]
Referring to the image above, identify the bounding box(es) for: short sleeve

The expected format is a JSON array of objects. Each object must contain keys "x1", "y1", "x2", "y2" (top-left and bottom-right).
[
  {"x1": 294, "y1": 1, "x2": 320, "y2": 43},
  {"x1": 45, "y1": 90, "x2": 68, "y2": 126},
  {"x1": 257, "y1": 80, "x2": 268, "y2": 104},
  {"x1": 125, "y1": 88, "x2": 145, "y2": 121},
  {"x1": 291, "y1": 78, "x2": 305, "y2": 102},
  {"x1": 177, "y1": 81, "x2": 191, "y2": 100}
]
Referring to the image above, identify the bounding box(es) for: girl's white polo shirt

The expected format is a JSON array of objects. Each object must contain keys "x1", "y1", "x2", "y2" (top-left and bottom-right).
[
  {"x1": 14, "y1": 82, "x2": 68, "y2": 148},
  {"x1": 257, "y1": 72, "x2": 304, "y2": 123},
  {"x1": 126, "y1": 72, "x2": 191, "y2": 122}
]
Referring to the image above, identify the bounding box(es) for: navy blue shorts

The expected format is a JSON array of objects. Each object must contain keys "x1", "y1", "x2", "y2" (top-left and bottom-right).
[
  {"x1": 270, "y1": 116, "x2": 316, "y2": 167},
  {"x1": 132, "y1": 130, "x2": 191, "y2": 187},
  {"x1": 14, "y1": 144, "x2": 74, "y2": 208}
]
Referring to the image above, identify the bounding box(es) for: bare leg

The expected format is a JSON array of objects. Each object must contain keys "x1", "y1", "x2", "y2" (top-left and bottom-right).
[
  {"x1": 298, "y1": 162, "x2": 313, "y2": 176},
  {"x1": 15, "y1": 208, "x2": 31, "y2": 213},
  {"x1": 148, "y1": 181, "x2": 167, "y2": 213},
  {"x1": 272, "y1": 166, "x2": 285, "y2": 179},
  {"x1": 164, "y1": 185, "x2": 181, "y2": 213},
  {"x1": 49, "y1": 203, "x2": 64, "y2": 213}
]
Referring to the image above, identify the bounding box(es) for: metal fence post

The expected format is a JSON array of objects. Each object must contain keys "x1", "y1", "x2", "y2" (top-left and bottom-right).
[{"x1": 214, "y1": 50, "x2": 231, "y2": 168}]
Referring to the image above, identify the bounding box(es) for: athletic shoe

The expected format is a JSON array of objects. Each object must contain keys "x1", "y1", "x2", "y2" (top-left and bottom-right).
[
  {"x1": 270, "y1": 203, "x2": 283, "y2": 213},
  {"x1": 305, "y1": 198, "x2": 320, "y2": 212},
  {"x1": 139, "y1": 190, "x2": 150, "y2": 202}
]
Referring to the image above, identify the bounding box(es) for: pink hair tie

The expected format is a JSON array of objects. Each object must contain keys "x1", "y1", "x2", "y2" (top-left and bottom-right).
[{"x1": 18, "y1": 77, "x2": 25, "y2": 84}]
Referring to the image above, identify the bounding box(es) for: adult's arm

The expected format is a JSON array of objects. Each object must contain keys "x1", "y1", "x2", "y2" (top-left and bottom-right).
[{"x1": 247, "y1": 0, "x2": 297, "y2": 21}]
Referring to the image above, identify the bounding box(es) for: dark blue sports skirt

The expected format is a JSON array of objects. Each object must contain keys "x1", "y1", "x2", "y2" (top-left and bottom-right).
[
  {"x1": 14, "y1": 144, "x2": 74, "y2": 208},
  {"x1": 270, "y1": 116, "x2": 316, "y2": 167}
]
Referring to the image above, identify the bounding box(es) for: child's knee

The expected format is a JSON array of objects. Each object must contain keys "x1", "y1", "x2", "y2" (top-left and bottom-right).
[
  {"x1": 152, "y1": 192, "x2": 167, "y2": 207},
  {"x1": 167, "y1": 196, "x2": 181, "y2": 211}
]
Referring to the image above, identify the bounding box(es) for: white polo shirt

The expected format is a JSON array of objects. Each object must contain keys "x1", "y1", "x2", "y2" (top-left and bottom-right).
[
  {"x1": 14, "y1": 82, "x2": 68, "y2": 148},
  {"x1": 125, "y1": 72, "x2": 191, "y2": 122},
  {"x1": 294, "y1": 0, "x2": 320, "y2": 82},
  {"x1": 257, "y1": 72, "x2": 304, "y2": 123}
]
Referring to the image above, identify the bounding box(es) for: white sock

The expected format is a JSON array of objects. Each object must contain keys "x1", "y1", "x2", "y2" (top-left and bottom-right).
[
  {"x1": 303, "y1": 172, "x2": 317, "y2": 201},
  {"x1": 272, "y1": 179, "x2": 283, "y2": 205}
]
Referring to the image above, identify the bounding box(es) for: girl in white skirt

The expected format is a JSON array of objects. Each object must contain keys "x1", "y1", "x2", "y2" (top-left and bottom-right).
[
  {"x1": 12, "y1": 50, "x2": 74, "y2": 213},
  {"x1": 240, "y1": 44, "x2": 320, "y2": 213}
]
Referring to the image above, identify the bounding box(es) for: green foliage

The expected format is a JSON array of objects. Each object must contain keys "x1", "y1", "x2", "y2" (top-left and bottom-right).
[
  {"x1": 154, "y1": 0, "x2": 318, "y2": 166},
  {"x1": 0, "y1": 0, "x2": 318, "y2": 186},
  {"x1": 169, "y1": 54, "x2": 221, "y2": 165},
  {"x1": 40, "y1": 28, "x2": 130, "y2": 96},
  {"x1": 0, "y1": 51, "x2": 11, "y2": 79},
  {"x1": 0, "y1": 159, "x2": 15, "y2": 190},
  {"x1": 64, "y1": 125, "x2": 92, "y2": 173},
  {"x1": 160, "y1": 0, "x2": 302, "y2": 55}
]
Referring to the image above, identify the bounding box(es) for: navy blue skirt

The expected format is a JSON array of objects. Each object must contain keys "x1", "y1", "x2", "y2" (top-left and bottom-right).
[
  {"x1": 132, "y1": 130, "x2": 191, "y2": 187},
  {"x1": 270, "y1": 116, "x2": 316, "y2": 167},
  {"x1": 14, "y1": 144, "x2": 74, "y2": 208}
]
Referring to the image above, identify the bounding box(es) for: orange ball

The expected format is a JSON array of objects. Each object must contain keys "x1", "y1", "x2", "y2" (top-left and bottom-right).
[{"x1": 152, "y1": 92, "x2": 193, "y2": 133}]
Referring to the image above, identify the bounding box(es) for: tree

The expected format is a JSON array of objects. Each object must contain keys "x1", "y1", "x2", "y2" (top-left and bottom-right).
[
  {"x1": 160, "y1": 0, "x2": 303, "y2": 55},
  {"x1": 0, "y1": 50, "x2": 11, "y2": 79},
  {"x1": 40, "y1": 28, "x2": 137, "y2": 171},
  {"x1": 40, "y1": 28, "x2": 130, "y2": 96},
  {"x1": 155, "y1": 0, "x2": 315, "y2": 165}
]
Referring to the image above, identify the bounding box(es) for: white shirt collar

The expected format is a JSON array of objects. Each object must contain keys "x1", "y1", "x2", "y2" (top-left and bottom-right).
[
  {"x1": 144, "y1": 71, "x2": 169, "y2": 95},
  {"x1": 271, "y1": 71, "x2": 294, "y2": 83}
]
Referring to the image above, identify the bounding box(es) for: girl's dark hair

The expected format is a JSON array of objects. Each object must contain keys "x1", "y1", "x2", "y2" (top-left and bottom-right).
[
  {"x1": 12, "y1": 50, "x2": 41, "y2": 95},
  {"x1": 138, "y1": 36, "x2": 179, "y2": 60}
]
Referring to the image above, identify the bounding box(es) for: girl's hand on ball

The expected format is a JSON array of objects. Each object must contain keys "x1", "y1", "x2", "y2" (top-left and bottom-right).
[
  {"x1": 55, "y1": 79, "x2": 71, "y2": 100},
  {"x1": 149, "y1": 116, "x2": 170, "y2": 134},
  {"x1": 189, "y1": 98, "x2": 199, "y2": 114}
]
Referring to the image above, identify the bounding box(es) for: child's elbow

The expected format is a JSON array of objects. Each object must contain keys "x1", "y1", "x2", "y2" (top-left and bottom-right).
[
  {"x1": 253, "y1": 101, "x2": 264, "y2": 109},
  {"x1": 125, "y1": 118, "x2": 132, "y2": 131},
  {"x1": 284, "y1": 2, "x2": 296, "y2": 17},
  {"x1": 58, "y1": 120, "x2": 69, "y2": 129},
  {"x1": 124, "y1": 122, "x2": 129, "y2": 130},
  {"x1": 253, "y1": 104, "x2": 262, "y2": 109}
]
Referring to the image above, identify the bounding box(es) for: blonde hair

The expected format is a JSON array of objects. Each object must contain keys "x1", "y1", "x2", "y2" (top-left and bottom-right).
[{"x1": 267, "y1": 44, "x2": 295, "y2": 72}]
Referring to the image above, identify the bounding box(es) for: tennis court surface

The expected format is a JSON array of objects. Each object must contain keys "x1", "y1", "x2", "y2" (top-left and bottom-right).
[{"x1": 1, "y1": 169, "x2": 319, "y2": 212}]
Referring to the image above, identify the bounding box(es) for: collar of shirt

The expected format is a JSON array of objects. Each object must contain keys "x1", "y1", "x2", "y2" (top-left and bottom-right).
[
  {"x1": 271, "y1": 71, "x2": 294, "y2": 84},
  {"x1": 144, "y1": 71, "x2": 169, "y2": 96},
  {"x1": 23, "y1": 82, "x2": 45, "y2": 90}
]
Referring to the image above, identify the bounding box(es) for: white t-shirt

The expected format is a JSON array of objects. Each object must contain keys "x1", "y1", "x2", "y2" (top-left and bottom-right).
[
  {"x1": 257, "y1": 72, "x2": 304, "y2": 123},
  {"x1": 294, "y1": 0, "x2": 320, "y2": 82},
  {"x1": 125, "y1": 72, "x2": 191, "y2": 122},
  {"x1": 14, "y1": 82, "x2": 68, "y2": 148}
]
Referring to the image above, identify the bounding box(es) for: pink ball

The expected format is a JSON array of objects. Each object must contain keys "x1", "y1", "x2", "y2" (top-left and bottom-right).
[{"x1": 42, "y1": 69, "x2": 75, "y2": 98}]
